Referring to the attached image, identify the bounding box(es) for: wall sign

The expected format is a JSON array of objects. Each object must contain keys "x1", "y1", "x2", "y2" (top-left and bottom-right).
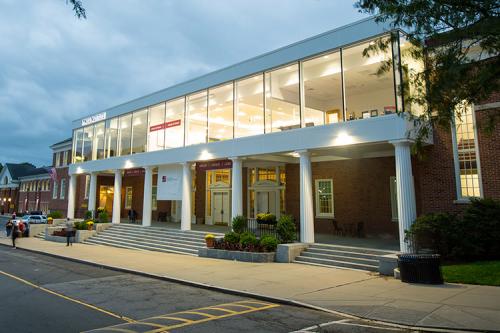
[
  {"x1": 124, "y1": 168, "x2": 145, "y2": 177},
  {"x1": 81, "y1": 112, "x2": 106, "y2": 126},
  {"x1": 157, "y1": 165, "x2": 183, "y2": 200},
  {"x1": 150, "y1": 119, "x2": 182, "y2": 132},
  {"x1": 196, "y1": 159, "x2": 232, "y2": 171}
]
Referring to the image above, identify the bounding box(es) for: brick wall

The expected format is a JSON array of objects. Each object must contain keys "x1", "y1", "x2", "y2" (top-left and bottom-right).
[
  {"x1": 475, "y1": 108, "x2": 500, "y2": 200},
  {"x1": 49, "y1": 167, "x2": 69, "y2": 216}
]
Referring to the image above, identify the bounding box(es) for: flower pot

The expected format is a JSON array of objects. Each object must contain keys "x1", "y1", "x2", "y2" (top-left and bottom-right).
[
  {"x1": 206, "y1": 238, "x2": 215, "y2": 248},
  {"x1": 87, "y1": 225, "x2": 93, "y2": 231}
]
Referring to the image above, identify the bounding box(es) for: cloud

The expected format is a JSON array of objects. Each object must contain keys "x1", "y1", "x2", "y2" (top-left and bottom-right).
[{"x1": 0, "y1": 0, "x2": 365, "y2": 166}]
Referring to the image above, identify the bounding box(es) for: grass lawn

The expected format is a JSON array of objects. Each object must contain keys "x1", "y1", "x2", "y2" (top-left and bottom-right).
[{"x1": 442, "y1": 261, "x2": 500, "y2": 286}]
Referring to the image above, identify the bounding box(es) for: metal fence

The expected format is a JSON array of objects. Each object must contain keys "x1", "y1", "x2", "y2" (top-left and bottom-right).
[{"x1": 243, "y1": 218, "x2": 301, "y2": 241}]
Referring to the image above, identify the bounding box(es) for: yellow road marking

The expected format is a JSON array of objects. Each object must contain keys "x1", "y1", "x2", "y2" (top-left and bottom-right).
[
  {"x1": 176, "y1": 311, "x2": 215, "y2": 318},
  {"x1": 0, "y1": 269, "x2": 135, "y2": 323},
  {"x1": 215, "y1": 303, "x2": 258, "y2": 310},
  {"x1": 156, "y1": 316, "x2": 194, "y2": 323},
  {"x1": 207, "y1": 307, "x2": 238, "y2": 314},
  {"x1": 97, "y1": 328, "x2": 138, "y2": 333}
]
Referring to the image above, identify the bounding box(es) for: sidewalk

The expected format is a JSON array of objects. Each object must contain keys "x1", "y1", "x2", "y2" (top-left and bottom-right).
[{"x1": 1, "y1": 236, "x2": 499, "y2": 332}]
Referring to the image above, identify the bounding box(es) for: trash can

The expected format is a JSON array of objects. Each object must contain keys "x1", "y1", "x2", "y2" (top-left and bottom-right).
[{"x1": 398, "y1": 254, "x2": 443, "y2": 284}]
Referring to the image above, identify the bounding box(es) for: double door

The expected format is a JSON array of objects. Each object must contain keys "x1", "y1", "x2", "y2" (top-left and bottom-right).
[{"x1": 212, "y1": 190, "x2": 230, "y2": 224}]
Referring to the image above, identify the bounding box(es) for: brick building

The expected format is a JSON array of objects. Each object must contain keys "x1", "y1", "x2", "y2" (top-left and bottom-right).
[{"x1": 48, "y1": 138, "x2": 73, "y2": 216}]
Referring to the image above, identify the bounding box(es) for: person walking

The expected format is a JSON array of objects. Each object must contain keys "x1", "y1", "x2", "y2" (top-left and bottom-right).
[
  {"x1": 11, "y1": 221, "x2": 19, "y2": 249},
  {"x1": 65, "y1": 218, "x2": 74, "y2": 246},
  {"x1": 5, "y1": 219, "x2": 13, "y2": 237}
]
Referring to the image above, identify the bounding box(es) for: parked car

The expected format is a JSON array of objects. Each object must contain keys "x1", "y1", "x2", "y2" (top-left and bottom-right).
[{"x1": 21, "y1": 215, "x2": 48, "y2": 224}]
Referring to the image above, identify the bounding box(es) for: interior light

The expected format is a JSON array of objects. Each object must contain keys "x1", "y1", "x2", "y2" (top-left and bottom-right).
[{"x1": 323, "y1": 55, "x2": 329, "y2": 59}]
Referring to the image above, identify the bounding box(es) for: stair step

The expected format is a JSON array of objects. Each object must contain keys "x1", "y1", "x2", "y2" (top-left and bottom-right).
[
  {"x1": 85, "y1": 237, "x2": 198, "y2": 255},
  {"x1": 93, "y1": 234, "x2": 201, "y2": 250},
  {"x1": 309, "y1": 243, "x2": 397, "y2": 256},
  {"x1": 294, "y1": 256, "x2": 378, "y2": 272},
  {"x1": 111, "y1": 224, "x2": 224, "y2": 237},
  {"x1": 305, "y1": 247, "x2": 384, "y2": 260},
  {"x1": 299, "y1": 251, "x2": 379, "y2": 265},
  {"x1": 102, "y1": 229, "x2": 206, "y2": 245}
]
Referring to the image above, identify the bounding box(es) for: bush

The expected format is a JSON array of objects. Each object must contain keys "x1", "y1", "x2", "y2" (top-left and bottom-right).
[
  {"x1": 98, "y1": 211, "x2": 109, "y2": 223},
  {"x1": 48, "y1": 211, "x2": 63, "y2": 219},
  {"x1": 256, "y1": 213, "x2": 277, "y2": 225},
  {"x1": 232, "y1": 215, "x2": 247, "y2": 234},
  {"x1": 260, "y1": 235, "x2": 278, "y2": 252},
  {"x1": 277, "y1": 214, "x2": 296, "y2": 243},
  {"x1": 84, "y1": 210, "x2": 92, "y2": 220},
  {"x1": 240, "y1": 232, "x2": 258, "y2": 247},
  {"x1": 224, "y1": 232, "x2": 240, "y2": 244},
  {"x1": 405, "y1": 213, "x2": 455, "y2": 255}
]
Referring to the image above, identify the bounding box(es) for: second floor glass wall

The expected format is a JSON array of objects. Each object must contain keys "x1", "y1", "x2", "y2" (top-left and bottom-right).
[{"x1": 73, "y1": 32, "x2": 416, "y2": 163}]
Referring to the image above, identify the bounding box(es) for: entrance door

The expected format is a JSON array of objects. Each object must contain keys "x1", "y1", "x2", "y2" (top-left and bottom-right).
[
  {"x1": 212, "y1": 191, "x2": 230, "y2": 224},
  {"x1": 99, "y1": 186, "x2": 114, "y2": 213},
  {"x1": 256, "y1": 190, "x2": 277, "y2": 216}
]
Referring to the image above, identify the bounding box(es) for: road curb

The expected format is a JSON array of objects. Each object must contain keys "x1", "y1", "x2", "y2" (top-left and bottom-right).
[{"x1": 0, "y1": 242, "x2": 492, "y2": 333}]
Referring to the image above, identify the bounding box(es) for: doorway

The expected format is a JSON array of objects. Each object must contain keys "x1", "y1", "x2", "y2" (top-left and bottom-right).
[
  {"x1": 99, "y1": 185, "x2": 114, "y2": 213},
  {"x1": 212, "y1": 190, "x2": 230, "y2": 225},
  {"x1": 255, "y1": 190, "x2": 277, "y2": 216}
]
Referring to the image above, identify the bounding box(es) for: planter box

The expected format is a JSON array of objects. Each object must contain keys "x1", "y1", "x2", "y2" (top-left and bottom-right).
[
  {"x1": 199, "y1": 248, "x2": 276, "y2": 263},
  {"x1": 276, "y1": 243, "x2": 309, "y2": 263},
  {"x1": 27, "y1": 224, "x2": 47, "y2": 237},
  {"x1": 44, "y1": 229, "x2": 96, "y2": 243},
  {"x1": 95, "y1": 223, "x2": 112, "y2": 232}
]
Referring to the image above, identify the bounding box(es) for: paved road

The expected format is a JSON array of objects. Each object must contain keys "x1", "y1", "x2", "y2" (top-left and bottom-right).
[{"x1": 0, "y1": 245, "x2": 418, "y2": 333}]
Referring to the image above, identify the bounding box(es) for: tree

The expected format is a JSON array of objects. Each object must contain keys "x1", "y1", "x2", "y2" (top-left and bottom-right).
[
  {"x1": 66, "y1": 0, "x2": 86, "y2": 19},
  {"x1": 355, "y1": 1, "x2": 500, "y2": 151}
]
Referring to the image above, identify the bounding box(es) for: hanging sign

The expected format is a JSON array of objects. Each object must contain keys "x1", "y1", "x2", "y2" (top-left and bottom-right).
[
  {"x1": 150, "y1": 119, "x2": 182, "y2": 132},
  {"x1": 124, "y1": 168, "x2": 145, "y2": 177},
  {"x1": 196, "y1": 159, "x2": 232, "y2": 171},
  {"x1": 157, "y1": 165, "x2": 183, "y2": 200}
]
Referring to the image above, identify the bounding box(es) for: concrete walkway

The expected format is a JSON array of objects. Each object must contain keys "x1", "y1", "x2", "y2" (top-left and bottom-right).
[{"x1": 1, "y1": 236, "x2": 499, "y2": 332}]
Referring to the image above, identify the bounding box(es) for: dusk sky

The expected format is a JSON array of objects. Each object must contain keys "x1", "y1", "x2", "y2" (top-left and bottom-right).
[{"x1": 0, "y1": 0, "x2": 367, "y2": 166}]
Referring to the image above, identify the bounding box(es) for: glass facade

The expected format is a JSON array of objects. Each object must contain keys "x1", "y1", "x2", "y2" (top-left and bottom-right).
[{"x1": 73, "y1": 33, "x2": 410, "y2": 164}]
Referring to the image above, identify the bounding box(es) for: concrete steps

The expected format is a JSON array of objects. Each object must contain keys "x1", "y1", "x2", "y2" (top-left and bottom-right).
[
  {"x1": 84, "y1": 224, "x2": 223, "y2": 256},
  {"x1": 294, "y1": 243, "x2": 397, "y2": 272}
]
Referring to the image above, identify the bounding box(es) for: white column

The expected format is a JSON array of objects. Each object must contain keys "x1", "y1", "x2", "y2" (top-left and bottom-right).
[
  {"x1": 230, "y1": 157, "x2": 243, "y2": 223},
  {"x1": 392, "y1": 140, "x2": 417, "y2": 253},
  {"x1": 181, "y1": 162, "x2": 192, "y2": 231},
  {"x1": 67, "y1": 174, "x2": 77, "y2": 219},
  {"x1": 112, "y1": 170, "x2": 122, "y2": 224},
  {"x1": 88, "y1": 172, "x2": 98, "y2": 217},
  {"x1": 298, "y1": 150, "x2": 315, "y2": 243},
  {"x1": 142, "y1": 166, "x2": 153, "y2": 227}
]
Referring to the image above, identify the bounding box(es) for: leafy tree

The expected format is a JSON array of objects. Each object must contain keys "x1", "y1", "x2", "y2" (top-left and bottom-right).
[
  {"x1": 355, "y1": 1, "x2": 500, "y2": 150},
  {"x1": 66, "y1": 0, "x2": 86, "y2": 19}
]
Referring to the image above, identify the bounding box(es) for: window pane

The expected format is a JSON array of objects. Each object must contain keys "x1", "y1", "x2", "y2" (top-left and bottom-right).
[
  {"x1": 73, "y1": 128, "x2": 84, "y2": 163},
  {"x1": 165, "y1": 97, "x2": 185, "y2": 149},
  {"x1": 119, "y1": 114, "x2": 132, "y2": 156},
  {"x1": 187, "y1": 91, "x2": 208, "y2": 145},
  {"x1": 148, "y1": 103, "x2": 165, "y2": 152},
  {"x1": 131, "y1": 109, "x2": 147, "y2": 154},
  {"x1": 400, "y1": 34, "x2": 425, "y2": 116},
  {"x1": 82, "y1": 125, "x2": 94, "y2": 162},
  {"x1": 94, "y1": 122, "x2": 105, "y2": 160},
  {"x1": 343, "y1": 37, "x2": 396, "y2": 120},
  {"x1": 105, "y1": 118, "x2": 118, "y2": 158},
  {"x1": 208, "y1": 83, "x2": 233, "y2": 142},
  {"x1": 265, "y1": 64, "x2": 300, "y2": 132},
  {"x1": 235, "y1": 75, "x2": 264, "y2": 138},
  {"x1": 303, "y1": 51, "x2": 343, "y2": 125}
]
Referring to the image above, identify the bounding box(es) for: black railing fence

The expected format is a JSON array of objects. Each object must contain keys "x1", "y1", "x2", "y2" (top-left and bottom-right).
[{"x1": 243, "y1": 218, "x2": 301, "y2": 241}]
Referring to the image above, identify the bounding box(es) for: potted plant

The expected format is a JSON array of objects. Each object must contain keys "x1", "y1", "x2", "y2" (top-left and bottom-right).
[
  {"x1": 205, "y1": 234, "x2": 215, "y2": 248},
  {"x1": 47, "y1": 217, "x2": 53, "y2": 225},
  {"x1": 256, "y1": 213, "x2": 277, "y2": 225},
  {"x1": 86, "y1": 220, "x2": 94, "y2": 231}
]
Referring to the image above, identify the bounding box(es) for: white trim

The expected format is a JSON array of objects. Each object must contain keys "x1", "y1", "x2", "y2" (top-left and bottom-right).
[
  {"x1": 60, "y1": 178, "x2": 66, "y2": 200},
  {"x1": 52, "y1": 181, "x2": 58, "y2": 199},
  {"x1": 314, "y1": 179, "x2": 334, "y2": 218},
  {"x1": 474, "y1": 101, "x2": 500, "y2": 111}
]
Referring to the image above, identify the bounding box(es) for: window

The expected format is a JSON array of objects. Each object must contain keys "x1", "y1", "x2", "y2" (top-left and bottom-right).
[
  {"x1": 105, "y1": 118, "x2": 119, "y2": 158},
  {"x1": 148, "y1": 103, "x2": 165, "y2": 152},
  {"x1": 165, "y1": 97, "x2": 185, "y2": 149},
  {"x1": 235, "y1": 75, "x2": 264, "y2": 138},
  {"x1": 56, "y1": 152, "x2": 61, "y2": 167},
  {"x1": 265, "y1": 64, "x2": 300, "y2": 133},
  {"x1": 315, "y1": 179, "x2": 334, "y2": 217},
  {"x1": 186, "y1": 90, "x2": 208, "y2": 145},
  {"x1": 73, "y1": 128, "x2": 84, "y2": 163},
  {"x1": 52, "y1": 181, "x2": 58, "y2": 199},
  {"x1": 119, "y1": 114, "x2": 132, "y2": 156},
  {"x1": 93, "y1": 122, "x2": 105, "y2": 160},
  {"x1": 84, "y1": 175, "x2": 90, "y2": 199},
  {"x1": 131, "y1": 109, "x2": 148, "y2": 154},
  {"x1": 125, "y1": 187, "x2": 133, "y2": 209},
  {"x1": 82, "y1": 125, "x2": 94, "y2": 162},
  {"x1": 453, "y1": 103, "x2": 482, "y2": 198},
  {"x1": 63, "y1": 151, "x2": 68, "y2": 166},
  {"x1": 60, "y1": 179, "x2": 66, "y2": 200},
  {"x1": 303, "y1": 51, "x2": 343, "y2": 125},
  {"x1": 390, "y1": 176, "x2": 398, "y2": 221},
  {"x1": 152, "y1": 186, "x2": 157, "y2": 211},
  {"x1": 343, "y1": 37, "x2": 396, "y2": 120},
  {"x1": 208, "y1": 83, "x2": 233, "y2": 142}
]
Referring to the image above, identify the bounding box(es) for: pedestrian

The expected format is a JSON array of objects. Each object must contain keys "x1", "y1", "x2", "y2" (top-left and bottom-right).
[
  {"x1": 11, "y1": 221, "x2": 19, "y2": 249},
  {"x1": 128, "y1": 209, "x2": 136, "y2": 224},
  {"x1": 5, "y1": 219, "x2": 13, "y2": 237},
  {"x1": 65, "y1": 218, "x2": 74, "y2": 246},
  {"x1": 12, "y1": 212, "x2": 16, "y2": 220}
]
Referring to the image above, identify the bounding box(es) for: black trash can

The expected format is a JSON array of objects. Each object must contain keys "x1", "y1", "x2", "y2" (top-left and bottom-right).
[{"x1": 398, "y1": 254, "x2": 443, "y2": 284}]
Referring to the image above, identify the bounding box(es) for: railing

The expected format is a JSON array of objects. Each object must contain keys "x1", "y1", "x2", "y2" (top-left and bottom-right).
[{"x1": 244, "y1": 218, "x2": 301, "y2": 241}]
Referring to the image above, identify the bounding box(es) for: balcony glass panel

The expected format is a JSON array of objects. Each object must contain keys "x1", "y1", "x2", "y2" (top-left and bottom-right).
[
  {"x1": 400, "y1": 34, "x2": 425, "y2": 116},
  {"x1": 131, "y1": 109, "x2": 148, "y2": 154},
  {"x1": 93, "y1": 121, "x2": 105, "y2": 160},
  {"x1": 73, "y1": 128, "x2": 84, "y2": 163},
  {"x1": 165, "y1": 97, "x2": 185, "y2": 149},
  {"x1": 104, "y1": 118, "x2": 118, "y2": 158},
  {"x1": 265, "y1": 64, "x2": 300, "y2": 133},
  {"x1": 187, "y1": 90, "x2": 208, "y2": 145},
  {"x1": 82, "y1": 125, "x2": 93, "y2": 162},
  {"x1": 235, "y1": 75, "x2": 264, "y2": 138},
  {"x1": 303, "y1": 51, "x2": 343, "y2": 126},
  {"x1": 119, "y1": 114, "x2": 132, "y2": 156},
  {"x1": 208, "y1": 83, "x2": 233, "y2": 142},
  {"x1": 148, "y1": 102, "x2": 165, "y2": 152},
  {"x1": 343, "y1": 37, "x2": 396, "y2": 120}
]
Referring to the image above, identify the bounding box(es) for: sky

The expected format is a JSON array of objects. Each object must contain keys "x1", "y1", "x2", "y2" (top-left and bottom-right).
[{"x1": 0, "y1": 0, "x2": 367, "y2": 166}]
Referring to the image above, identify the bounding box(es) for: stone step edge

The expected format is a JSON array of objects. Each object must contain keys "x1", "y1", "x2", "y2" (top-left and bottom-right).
[
  {"x1": 110, "y1": 224, "x2": 225, "y2": 236},
  {"x1": 310, "y1": 243, "x2": 397, "y2": 255},
  {"x1": 292, "y1": 259, "x2": 377, "y2": 272},
  {"x1": 299, "y1": 251, "x2": 379, "y2": 264},
  {"x1": 305, "y1": 248, "x2": 385, "y2": 259},
  {"x1": 102, "y1": 229, "x2": 206, "y2": 244},
  {"x1": 85, "y1": 238, "x2": 198, "y2": 255},
  {"x1": 294, "y1": 256, "x2": 378, "y2": 270},
  {"x1": 88, "y1": 235, "x2": 201, "y2": 252}
]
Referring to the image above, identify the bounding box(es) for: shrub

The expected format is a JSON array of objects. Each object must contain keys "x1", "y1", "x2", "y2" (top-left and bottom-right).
[
  {"x1": 277, "y1": 214, "x2": 296, "y2": 243},
  {"x1": 260, "y1": 235, "x2": 278, "y2": 252},
  {"x1": 97, "y1": 207, "x2": 106, "y2": 214},
  {"x1": 232, "y1": 215, "x2": 247, "y2": 234},
  {"x1": 240, "y1": 232, "x2": 258, "y2": 247},
  {"x1": 98, "y1": 211, "x2": 109, "y2": 223},
  {"x1": 48, "y1": 211, "x2": 63, "y2": 219},
  {"x1": 405, "y1": 213, "x2": 455, "y2": 255},
  {"x1": 224, "y1": 231, "x2": 240, "y2": 244},
  {"x1": 256, "y1": 213, "x2": 277, "y2": 225},
  {"x1": 84, "y1": 210, "x2": 92, "y2": 220}
]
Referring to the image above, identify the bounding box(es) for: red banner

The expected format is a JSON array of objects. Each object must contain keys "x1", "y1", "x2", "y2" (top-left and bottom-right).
[
  {"x1": 150, "y1": 119, "x2": 181, "y2": 132},
  {"x1": 196, "y1": 159, "x2": 232, "y2": 171},
  {"x1": 124, "y1": 168, "x2": 145, "y2": 177}
]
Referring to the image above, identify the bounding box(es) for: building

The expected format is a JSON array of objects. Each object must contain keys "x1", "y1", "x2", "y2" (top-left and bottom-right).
[
  {"x1": 48, "y1": 138, "x2": 73, "y2": 216},
  {"x1": 0, "y1": 163, "x2": 44, "y2": 214},
  {"x1": 66, "y1": 17, "x2": 500, "y2": 253},
  {"x1": 17, "y1": 167, "x2": 52, "y2": 214}
]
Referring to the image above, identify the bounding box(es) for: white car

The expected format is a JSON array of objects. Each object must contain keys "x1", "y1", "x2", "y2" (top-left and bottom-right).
[{"x1": 21, "y1": 215, "x2": 48, "y2": 224}]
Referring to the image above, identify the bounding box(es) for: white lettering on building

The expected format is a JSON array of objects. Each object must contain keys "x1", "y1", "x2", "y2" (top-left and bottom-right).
[{"x1": 81, "y1": 112, "x2": 106, "y2": 126}]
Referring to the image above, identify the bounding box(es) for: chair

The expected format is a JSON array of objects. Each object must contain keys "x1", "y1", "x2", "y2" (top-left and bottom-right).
[
  {"x1": 332, "y1": 220, "x2": 344, "y2": 236},
  {"x1": 357, "y1": 222, "x2": 365, "y2": 238}
]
